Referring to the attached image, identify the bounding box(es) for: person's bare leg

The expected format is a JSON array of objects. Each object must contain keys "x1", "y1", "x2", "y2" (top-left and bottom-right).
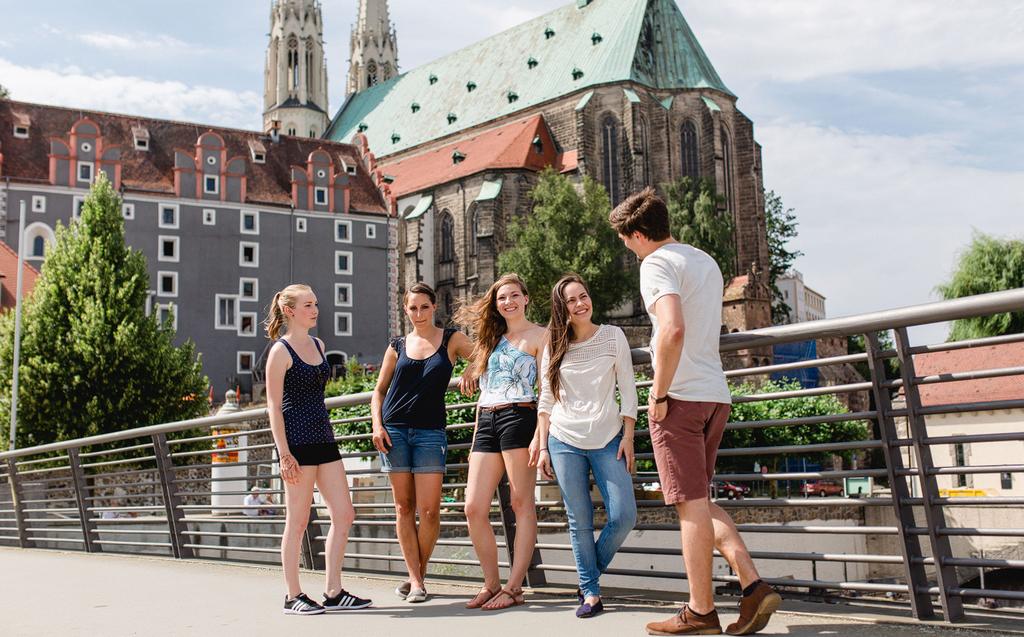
[
  {"x1": 316, "y1": 460, "x2": 356, "y2": 597},
  {"x1": 281, "y1": 466, "x2": 318, "y2": 598},
  {"x1": 676, "y1": 498, "x2": 716, "y2": 614},
  {"x1": 464, "y1": 452, "x2": 507, "y2": 593},
  {"x1": 413, "y1": 471, "x2": 444, "y2": 586},
  {"x1": 389, "y1": 472, "x2": 424, "y2": 590},
  {"x1": 709, "y1": 501, "x2": 760, "y2": 589},
  {"x1": 483, "y1": 448, "x2": 537, "y2": 609}
]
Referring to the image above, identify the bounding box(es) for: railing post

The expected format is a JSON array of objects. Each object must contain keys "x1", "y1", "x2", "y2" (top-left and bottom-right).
[
  {"x1": 302, "y1": 496, "x2": 327, "y2": 571},
  {"x1": 151, "y1": 434, "x2": 193, "y2": 559},
  {"x1": 893, "y1": 327, "x2": 965, "y2": 622},
  {"x1": 5, "y1": 459, "x2": 32, "y2": 549},
  {"x1": 864, "y1": 332, "x2": 935, "y2": 619},
  {"x1": 497, "y1": 476, "x2": 547, "y2": 588},
  {"x1": 67, "y1": 448, "x2": 99, "y2": 553}
]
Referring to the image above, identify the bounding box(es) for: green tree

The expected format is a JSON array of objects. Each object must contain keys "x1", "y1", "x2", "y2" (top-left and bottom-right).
[
  {"x1": 663, "y1": 176, "x2": 735, "y2": 282},
  {"x1": 0, "y1": 174, "x2": 208, "y2": 448},
  {"x1": 499, "y1": 168, "x2": 633, "y2": 323},
  {"x1": 937, "y1": 232, "x2": 1024, "y2": 340},
  {"x1": 0, "y1": 84, "x2": 9, "y2": 99},
  {"x1": 765, "y1": 190, "x2": 803, "y2": 324}
]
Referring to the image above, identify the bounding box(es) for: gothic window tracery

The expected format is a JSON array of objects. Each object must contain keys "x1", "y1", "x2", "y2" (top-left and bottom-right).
[
  {"x1": 637, "y1": 116, "x2": 651, "y2": 187},
  {"x1": 288, "y1": 38, "x2": 299, "y2": 91},
  {"x1": 681, "y1": 120, "x2": 699, "y2": 180},
  {"x1": 367, "y1": 61, "x2": 378, "y2": 87},
  {"x1": 721, "y1": 128, "x2": 733, "y2": 207},
  {"x1": 601, "y1": 115, "x2": 621, "y2": 206}
]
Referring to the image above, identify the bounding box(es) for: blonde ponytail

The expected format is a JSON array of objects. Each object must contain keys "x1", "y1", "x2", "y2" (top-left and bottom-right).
[{"x1": 264, "y1": 284, "x2": 313, "y2": 340}]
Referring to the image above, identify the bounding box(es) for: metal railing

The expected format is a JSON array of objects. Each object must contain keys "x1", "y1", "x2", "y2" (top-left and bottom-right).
[{"x1": 3, "y1": 288, "x2": 1024, "y2": 622}]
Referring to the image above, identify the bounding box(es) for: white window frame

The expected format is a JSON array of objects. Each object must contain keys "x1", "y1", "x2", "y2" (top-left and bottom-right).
[
  {"x1": 295, "y1": 217, "x2": 307, "y2": 233},
  {"x1": 238, "y1": 312, "x2": 258, "y2": 338},
  {"x1": 157, "y1": 303, "x2": 178, "y2": 331},
  {"x1": 158, "y1": 235, "x2": 180, "y2": 263},
  {"x1": 122, "y1": 203, "x2": 135, "y2": 220},
  {"x1": 203, "y1": 208, "x2": 216, "y2": 225},
  {"x1": 239, "y1": 241, "x2": 259, "y2": 268},
  {"x1": 237, "y1": 351, "x2": 255, "y2": 374},
  {"x1": 240, "y1": 209, "x2": 259, "y2": 235},
  {"x1": 134, "y1": 138, "x2": 149, "y2": 151},
  {"x1": 334, "y1": 250, "x2": 353, "y2": 275},
  {"x1": 334, "y1": 219, "x2": 352, "y2": 243},
  {"x1": 334, "y1": 312, "x2": 353, "y2": 337},
  {"x1": 204, "y1": 175, "x2": 220, "y2": 195},
  {"x1": 77, "y1": 161, "x2": 94, "y2": 183},
  {"x1": 159, "y1": 203, "x2": 180, "y2": 229},
  {"x1": 366, "y1": 224, "x2": 377, "y2": 239},
  {"x1": 13, "y1": 125, "x2": 29, "y2": 139},
  {"x1": 335, "y1": 283, "x2": 353, "y2": 307},
  {"x1": 215, "y1": 294, "x2": 239, "y2": 330},
  {"x1": 251, "y1": 151, "x2": 266, "y2": 164},
  {"x1": 239, "y1": 277, "x2": 259, "y2": 302},
  {"x1": 157, "y1": 271, "x2": 178, "y2": 298},
  {"x1": 31, "y1": 196, "x2": 46, "y2": 213},
  {"x1": 315, "y1": 187, "x2": 329, "y2": 206},
  {"x1": 72, "y1": 196, "x2": 85, "y2": 220}
]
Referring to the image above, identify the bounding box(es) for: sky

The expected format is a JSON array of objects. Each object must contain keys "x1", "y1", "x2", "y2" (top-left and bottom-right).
[{"x1": 1, "y1": 0, "x2": 1021, "y2": 345}]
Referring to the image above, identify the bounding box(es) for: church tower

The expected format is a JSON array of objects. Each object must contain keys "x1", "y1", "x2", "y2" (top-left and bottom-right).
[
  {"x1": 347, "y1": 0, "x2": 399, "y2": 95},
  {"x1": 263, "y1": 0, "x2": 330, "y2": 138}
]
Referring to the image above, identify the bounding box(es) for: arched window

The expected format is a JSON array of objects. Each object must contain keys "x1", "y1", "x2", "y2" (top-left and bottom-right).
[
  {"x1": 637, "y1": 116, "x2": 651, "y2": 187},
  {"x1": 681, "y1": 121, "x2": 699, "y2": 179},
  {"x1": 383, "y1": 63, "x2": 392, "y2": 81},
  {"x1": 288, "y1": 38, "x2": 299, "y2": 90},
  {"x1": 601, "y1": 115, "x2": 621, "y2": 206},
  {"x1": 367, "y1": 61, "x2": 378, "y2": 87},
  {"x1": 32, "y1": 236, "x2": 45, "y2": 257},
  {"x1": 440, "y1": 213, "x2": 455, "y2": 263},
  {"x1": 721, "y1": 128, "x2": 733, "y2": 207},
  {"x1": 24, "y1": 222, "x2": 55, "y2": 259},
  {"x1": 468, "y1": 204, "x2": 479, "y2": 257}
]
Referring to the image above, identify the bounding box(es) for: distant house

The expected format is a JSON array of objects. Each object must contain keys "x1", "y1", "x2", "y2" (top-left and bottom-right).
[{"x1": 0, "y1": 240, "x2": 39, "y2": 311}]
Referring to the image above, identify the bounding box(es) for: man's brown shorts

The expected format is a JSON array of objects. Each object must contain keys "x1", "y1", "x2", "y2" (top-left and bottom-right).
[{"x1": 650, "y1": 399, "x2": 731, "y2": 505}]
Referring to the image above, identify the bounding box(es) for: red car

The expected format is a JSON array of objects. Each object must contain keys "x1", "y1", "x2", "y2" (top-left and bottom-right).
[
  {"x1": 801, "y1": 480, "x2": 845, "y2": 497},
  {"x1": 711, "y1": 480, "x2": 750, "y2": 499}
]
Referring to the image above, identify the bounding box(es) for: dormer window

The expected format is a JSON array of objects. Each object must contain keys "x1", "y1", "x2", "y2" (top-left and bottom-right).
[
  {"x1": 411, "y1": 102, "x2": 420, "y2": 113},
  {"x1": 391, "y1": 132, "x2": 401, "y2": 144},
  {"x1": 592, "y1": 32, "x2": 603, "y2": 45},
  {"x1": 248, "y1": 139, "x2": 267, "y2": 164},
  {"x1": 252, "y1": 151, "x2": 265, "y2": 163},
  {"x1": 132, "y1": 126, "x2": 150, "y2": 151},
  {"x1": 466, "y1": 81, "x2": 477, "y2": 92},
  {"x1": 358, "y1": 122, "x2": 369, "y2": 133},
  {"x1": 346, "y1": 165, "x2": 357, "y2": 175},
  {"x1": 544, "y1": 27, "x2": 556, "y2": 39},
  {"x1": 527, "y1": 57, "x2": 538, "y2": 70},
  {"x1": 507, "y1": 91, "x2": 519, "y2": 104},
  {"x1": 429, "y1": 74, "x2": 438, "y2": 85},
  {"x1": 12, "y1": 112, "x2": 30, "y2": 139},
  {"x1": 447, "y1": 113, "x2": 458, "y2": 125},
  {"x1": 452, "y1": 150, "x2": 466, "y2": 165},
  {"x1": 532, "y1": 135, "x2": 543, "y2": 154},
  {"x1": 13, "y1": 125, "x2": 29, "y2": 139},
  {"x1": 572, "y1": 67, "x2": 585, "y2": 80}
]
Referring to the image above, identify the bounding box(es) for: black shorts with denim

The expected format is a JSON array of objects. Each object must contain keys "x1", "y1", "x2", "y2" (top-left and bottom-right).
[{"x1": 472, "y1": 405, "x2": 537, "y2": 453}]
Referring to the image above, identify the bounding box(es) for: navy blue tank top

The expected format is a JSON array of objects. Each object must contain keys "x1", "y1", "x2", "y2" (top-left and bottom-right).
[
  {"x1": 279, "y1": 337, "x2": 335, "y2": 447},
  {"x1": 382, "y1": 328, "x2": 456, "y2": 430}
]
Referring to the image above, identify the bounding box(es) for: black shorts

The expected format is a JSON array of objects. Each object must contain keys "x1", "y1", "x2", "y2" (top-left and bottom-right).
[
  {"x1": 290, "y1": 442, "x2": 342, "y2": 466},
  {"x1": 472, "y1": 406, "x2": 537, "y2": 453}
]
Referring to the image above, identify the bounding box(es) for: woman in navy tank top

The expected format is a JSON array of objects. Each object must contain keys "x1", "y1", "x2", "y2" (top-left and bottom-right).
[
  {"x1": 370, "y1": 282, "x2": 474, "y2": 603},
  {"x1": 265, "y1": 284, "x2": 371, "y2": 614}
]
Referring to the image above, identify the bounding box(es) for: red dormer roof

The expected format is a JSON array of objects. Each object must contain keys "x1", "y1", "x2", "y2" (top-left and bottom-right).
[
  {"x1": 914, "y1": 341, "x2": 1024, "y2": 406},
  {"x1": 0, "y1": 242, "x2": 40, "y2": 311},
  {"x1": 381, "y1": 114, "x2": 573, "y2": 198}
]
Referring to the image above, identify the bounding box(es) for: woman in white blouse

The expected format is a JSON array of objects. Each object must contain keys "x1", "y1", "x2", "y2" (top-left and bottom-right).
[{"x1": 530, "y1": 274, "x2": 638, "y2": 619}]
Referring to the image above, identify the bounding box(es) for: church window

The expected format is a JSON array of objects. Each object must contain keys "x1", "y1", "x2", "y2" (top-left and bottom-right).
[
  {"x1": 572, "y1": 67, "x2": 584, "y2": 80},
  {"x1": 367, "y1": 61, "x2": 378, "y2": 87},
  {"x1": 637, "y1": 117, "x2": 651, "y2": 187},
  {"x1": 440, "y1": 214, "x2": 455, "y2": 263},
  {"x1": 681, "y1": 121, "x2": 699, "y2": 179},
  {"x1": 287, "y1": 127, "x2": 296, "y2": 136},
  {"x1": 721, "y1": 128, "x2": 734, "y2": 207},
  {"x1": 288, "y1": 38, "x2": 299, "y2": 90},
  {"x1": 469, "y1": 205, "x2": 480, "y2": 257},
  {"x1": 601, "y1": 115, "x2": 621, "y2": 206},
  {"x1": 383, "y1": 63, "x2": 392, "y2": 81}
]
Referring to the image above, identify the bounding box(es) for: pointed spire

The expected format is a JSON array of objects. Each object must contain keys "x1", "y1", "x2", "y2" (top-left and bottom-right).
[{"x1": 348, "y1": 0, "x2": 399, "y2": 95}]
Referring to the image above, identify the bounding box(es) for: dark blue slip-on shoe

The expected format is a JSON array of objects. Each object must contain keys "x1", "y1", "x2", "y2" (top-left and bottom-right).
[{"x1": 576, "y1": 599, "x2": 604, "y2": 618}]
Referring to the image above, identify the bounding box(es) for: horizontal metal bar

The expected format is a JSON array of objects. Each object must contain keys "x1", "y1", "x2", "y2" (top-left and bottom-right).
[
  {"x1": 732, "y1": 382, "x2": 873, "y2": 404},
  {"x1": 918, "y1": 398, "x2": 1024, "y2": 416},
  {"x1": 93, "y1": 517, "x2": 168, "y2": 525},
  {"x1": 945, "y1": 587, "x2": 1024, "y2": 602},
  {"x1": 715, "y1": 469, "x2": 888, "y2": 481},
  {"x1": 723, "y1": 411, "x2": 876, "y2": 432},
  {"x1": 90, "y1": 529, "x2": 170, "y2": 536},
  {"x1": 16, "y1": 465, "x2": 72, "y2": 477},
  {"x1": 14, "y1": 455, "x2": 70, "y2": 467},
  {"x1": 169, "y1": 443, "x2": 275, "y2": 459},
  {"x1": 78, "y1": 443, "x2": 154, "y2": 459},
  {"x1": 908, "y1": 331, "x2": 1024, "y2": 355},
  {"x1": 925, "y1": 431, "x2": 1024, "y2": 446},
  {"x1": 943, "y1": 557, "x2": 1024, "y2": 569},
  {"x1": 79, "y1": 456, "x2": 157, "y2": 470},
  {"x1": 535, "y1": 542, "x2": 906, "y2": 565},
  {"x1": 928, "y1": 464, "x2": 1024, "y2": 476},
  {"x1": 182, "y1": 543, "x2": 281, "y2": 555},
  {"x1": 718, "y1": 439, "x2": 881, "y2": 457},
  {"x1": 937, "y1": 528, "x2": 1024, "y2": 537},
  {"x1": 92, "y1": 540, "x2": 172, "y2": 549},
  {"x1": 925, "y1": 497, "x2": 1024, "y2": 506},
  {"x1": 25, "y1": 536, "x2": 84, "y2": 543},
  {"x1": 338, "y1": 552, "x2": 508, "y2": 568},
  {"x1": 915, "y1": 365, "x2": 1024, "y2": 387},
  {"x1": 725, "y1": 352, "x2": 873, "y2": 379},
  {"x1": 24, "y1": 527, "x2": 82, "y2": 533},
  {"x1": 167, "y1": 427, "x2": 272, "y2": 446},
  {"x1": 187, "y1": 531, "x2": 281, "y2": 540}
]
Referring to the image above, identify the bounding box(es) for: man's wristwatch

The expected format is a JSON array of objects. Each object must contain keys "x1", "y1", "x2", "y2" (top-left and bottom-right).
[{"x1": 651, "y1": 394, "x2": 669, "y2": 404}]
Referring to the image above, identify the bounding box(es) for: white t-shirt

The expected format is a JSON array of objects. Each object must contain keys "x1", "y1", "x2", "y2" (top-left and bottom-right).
[
  {"x1": 639, "y1": 243, "x2": 731, "y2": 404},
  {"x1": 538, "y1": 324, "x2": 638, "y2": 450}
]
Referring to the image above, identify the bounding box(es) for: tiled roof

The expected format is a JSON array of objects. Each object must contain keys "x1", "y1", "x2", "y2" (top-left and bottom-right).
[
  {"x1": 326, "y1": 0, "x2": 730, "y2": 156},
  {"x1": 0, "y1": 241, "x2": 40, "y2": 310},
  {"x1": 0, "y1": 100, "x2": 388, "y2": 215},
  {"x1": 914, "y1": 341, "x2": 1024, "y2": 407},
  {"x1": 381, "y1": 115, "x2": 567, "y2": 197}
]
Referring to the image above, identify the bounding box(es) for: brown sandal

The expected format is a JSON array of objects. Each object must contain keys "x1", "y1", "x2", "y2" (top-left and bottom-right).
[
  {"x1": 465, "y1": 586, "x2": 500, "y2": 609},
  {"x1": 481, "y1": 586, "x2": 525, "y2": 611}
]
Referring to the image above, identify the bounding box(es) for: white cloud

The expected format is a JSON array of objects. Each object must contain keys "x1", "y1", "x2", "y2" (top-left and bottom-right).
[
  {"x1": 77, "y1": 32, "x2": 199, "y2": 53},
  {"x1": 759, "y1": 121, "x2": 1023, "y2": 344},
  {"x1": 0, "y1": 58, "x2": 261, "y2": 131},
  {"x1": 679, "y1": 0, "x2": 1024, "y2": 83}
]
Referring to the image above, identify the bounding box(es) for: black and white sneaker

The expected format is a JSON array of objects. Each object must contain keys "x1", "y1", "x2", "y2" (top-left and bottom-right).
[
  {"x1": 283, "y1": 593, "x2": 326, "y2": 615},
  {"x1": 323, "y1": 589, "x2": 373, "y2": 611}
]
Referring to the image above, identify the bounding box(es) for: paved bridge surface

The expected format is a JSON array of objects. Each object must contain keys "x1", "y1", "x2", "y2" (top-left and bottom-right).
[{"x1": 3, "y1": 548, "x2": 1017, "y2": 637}]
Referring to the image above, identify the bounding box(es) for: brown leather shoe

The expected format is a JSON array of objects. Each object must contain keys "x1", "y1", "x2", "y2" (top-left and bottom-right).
[
  {"x1": 725, "y1": 582, "x2": 781, "y2": 635},
  {"x1": 646, "y1": 605, "x2": 722, "y2": 635}
]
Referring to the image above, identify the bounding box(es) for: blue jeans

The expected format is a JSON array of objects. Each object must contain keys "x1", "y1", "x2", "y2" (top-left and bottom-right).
[
  {"x1": 380, "y1": 425, "x2": 447, "y2": 473},
  {"x1": 548, "y1": 433, "x2": 637, "y2": 598}
]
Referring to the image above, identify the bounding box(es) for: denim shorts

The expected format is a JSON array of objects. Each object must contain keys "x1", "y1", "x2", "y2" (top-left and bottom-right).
[{"x1": 380, "y1": 424, "x2": 448, "y2": 474}]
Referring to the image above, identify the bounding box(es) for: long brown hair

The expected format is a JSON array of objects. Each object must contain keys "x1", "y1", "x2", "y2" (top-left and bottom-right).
[
  {"x1": 546, "y1": 274, "x2": 590, "y2": 399},
  {"x1": 264, "y1": 284, "x2": 313, "y2": 340},
  {"x1": 453, "y1": 273, "x2": 529, "y2": 376}
]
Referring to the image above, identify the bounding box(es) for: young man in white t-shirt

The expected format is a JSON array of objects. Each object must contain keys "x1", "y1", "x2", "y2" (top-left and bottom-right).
[{"x1": 610, "y1": 188, "x2": 780, "y2": 636}]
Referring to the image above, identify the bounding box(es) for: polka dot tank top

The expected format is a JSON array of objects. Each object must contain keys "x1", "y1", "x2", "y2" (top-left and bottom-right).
[{"x1": 279, "y1": 337, "x2": 335, "y2": 447}]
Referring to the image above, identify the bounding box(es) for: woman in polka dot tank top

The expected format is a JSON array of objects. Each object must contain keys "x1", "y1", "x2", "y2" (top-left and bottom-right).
[{"x1": 265, "y1": 284, "x2": 371, "y2": 613}]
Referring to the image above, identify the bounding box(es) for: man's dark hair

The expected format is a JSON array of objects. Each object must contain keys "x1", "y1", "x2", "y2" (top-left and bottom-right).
[{"x1": 608, "y1": 187, "x2": 671, "y2": 241}]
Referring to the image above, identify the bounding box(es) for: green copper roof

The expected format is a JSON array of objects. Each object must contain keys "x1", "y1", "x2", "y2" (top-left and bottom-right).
[{"x1": 326, "y1": 0, "x2": 731, "y2": 156}]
